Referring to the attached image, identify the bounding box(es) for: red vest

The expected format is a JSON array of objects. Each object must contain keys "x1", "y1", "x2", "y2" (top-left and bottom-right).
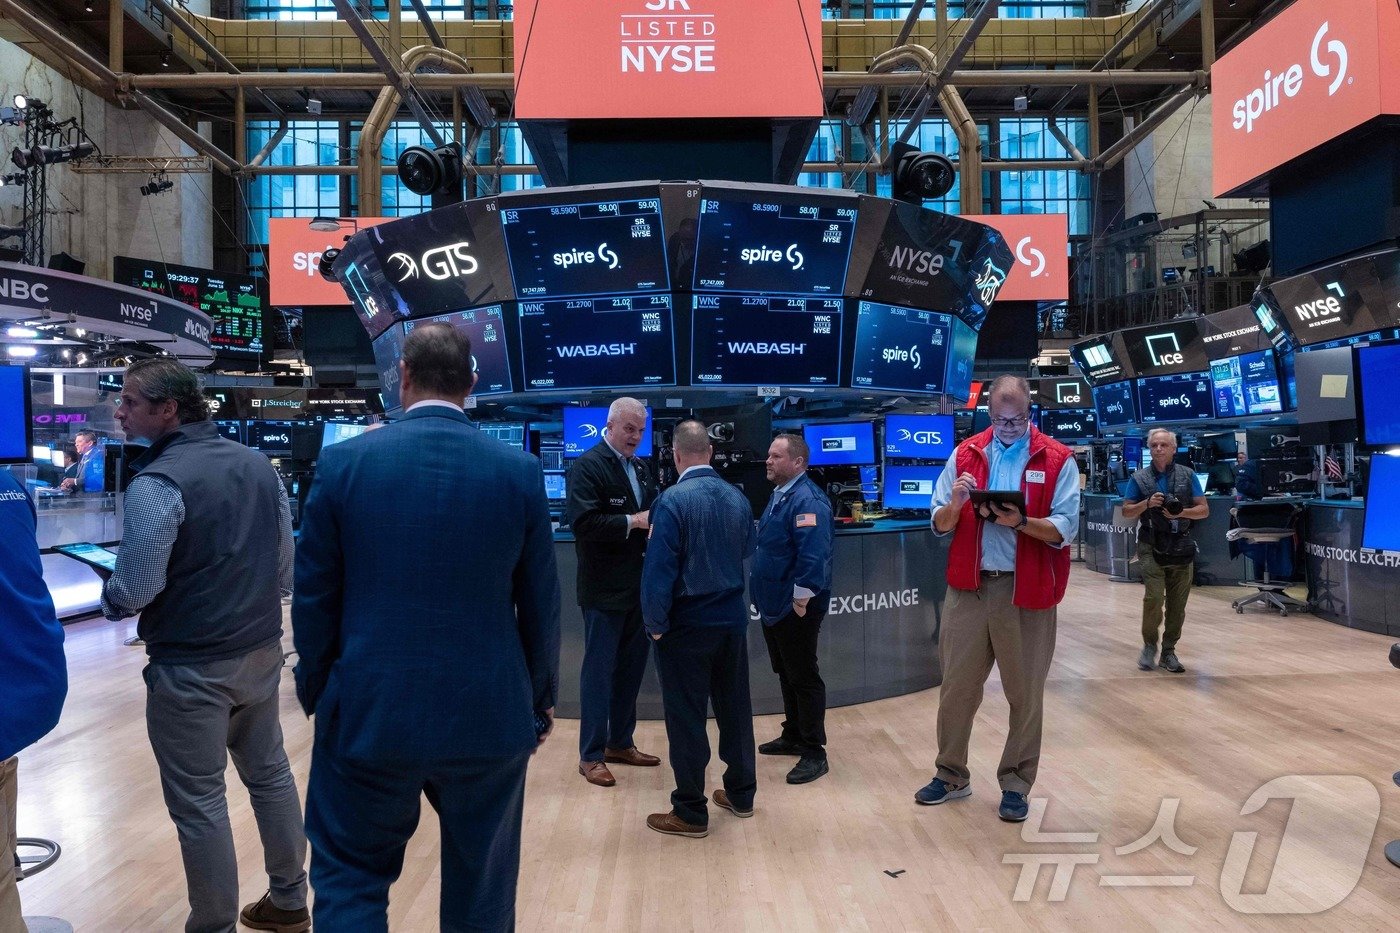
[{"x1": 945, "y1": 427, "x2": 1074, "y2": 610}]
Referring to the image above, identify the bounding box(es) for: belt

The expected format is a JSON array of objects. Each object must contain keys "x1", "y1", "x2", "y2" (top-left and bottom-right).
[{"x1": 980, "y1": 569, "x2": 1014, "y2": 578}]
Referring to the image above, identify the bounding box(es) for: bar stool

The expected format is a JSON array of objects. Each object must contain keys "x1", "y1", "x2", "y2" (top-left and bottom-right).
[
  {"x1": 16, "y1": 836, "x2": 72, "y2": 932},
  {"x1": 1229, "y1": 501, "x2": 1309, "y2": 616}
]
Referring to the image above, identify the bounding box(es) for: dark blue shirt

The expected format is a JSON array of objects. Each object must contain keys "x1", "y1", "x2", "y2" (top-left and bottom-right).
[{"x1": 641, "y1": 466, "x2": 757, "y2": 635}]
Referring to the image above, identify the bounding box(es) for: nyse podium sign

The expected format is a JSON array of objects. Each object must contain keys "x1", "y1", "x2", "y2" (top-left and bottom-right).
[{"x1": 513, "y1": 0, "x2": 824, "y2": 119}]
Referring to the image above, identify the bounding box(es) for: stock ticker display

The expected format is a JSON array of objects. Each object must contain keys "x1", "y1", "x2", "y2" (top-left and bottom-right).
[
  {"x1": 690, "y1": 294, "x2": 842, "y2": 387},
  {"x1": 500, "y1": 197, "x2": 671, "y2": 299},
  {"x1": 1135, "y1": 371, "x2": 1215, "y2": 423},
  {"x1": 1210, "y1": 349, "x2": 1283, "y2": 418},
  {"x1": 849, "y1": 301, "x2": 954, "y2": 395},
  {"x1": 114, "y1": 256, "x2": 264, "y2": 360},
  {"x1": 518, "y1": 294, "x2": 676, "y2": 391},
  {"x1": 1038, "y1": 408, "x2": 1098, "y2": 441},
  {"x1": 691, "y1": 190, "x2": 857, "y2": 297},
  {"x1": 1094, "y1": 380, "x2": 1138, "y2": 428},
  {"x1": 403, "y1": 305, "x2": 514, "y2": 396}
]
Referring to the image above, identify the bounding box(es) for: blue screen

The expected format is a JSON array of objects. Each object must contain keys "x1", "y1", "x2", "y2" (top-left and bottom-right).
[
  {"x1": 1123, "y1": 436, "x2": 1143, "y2": 470},
  {"x1": 883, "y1": 464, "x2": 941, "y2": 510},
  {"x1": 1136, "y1": 372, "x2": 1213, "y2": 423},
  {"x1": 1358, "y1": 343, "x2": 1400, "y2": 446},
  {"x1": 214, "y1": 420, "x2": 244, "y2": 444},
  {"x1": 499, "y1": 197, "x2": 670, "y2": 300},
  {"x1": 692, "y1": 193, "x2": 857, "y2": 296},
  {"x1": 322, "y1": 422, "x2": 367, "y2": 449},
  {"x1": 518, "y1": 294, "x2": 676, "y2": 391},
  {"x1": 883, "y1": 414, "x2": 955, "y2": 460},
  {"x1": 371, "y1": 323, "x2": 406, "y2": 412},
  {"x1": 804, "y1": 421, "x2": 876, "y2": 466},
  {"x1": 859, "y1": 465, "x2": 879, "y2": 497},
  {"x1": 945, "y1": 319, "x2": 979, "y2": 402},
  {"x1": 562, "y1": 406, "x2": 653, "y2": 458},
  {"x1": 543, "y1": 470, "x2": 567, "y2": 501},
  {"x1": 1094, "y1": 380, "x2": 1137, "y2": 427},
  {"x1": 403, "y1": 305, "x2": 513, "y2": 396},
  {"x1": 1210, "y1": 349, "x2": 1283, "y2": 418},
  {"x1": 1364, "y1": 454, "x2": 1400, "y2": 551},
  {"x1": 691, "y1": 294, "x2": 842, "y2": 387},
  {"x1": 0, "y1": 366, "x2": 28, "y2": 462},
  {"x1": 849, "y1": 301, "x2": 954, "y2": 394}
]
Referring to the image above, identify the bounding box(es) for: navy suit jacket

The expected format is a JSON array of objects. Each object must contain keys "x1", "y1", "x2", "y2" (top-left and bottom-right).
[
  {"x1": 749, "y1": 473, "x2": 834, "y2": 625},
  {"x1": 293, "y1": 405, "x2": 561, "y2": 764}
]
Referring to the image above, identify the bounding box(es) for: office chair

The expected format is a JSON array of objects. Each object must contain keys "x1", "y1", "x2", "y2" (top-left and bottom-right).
[{"x1": 1228, "y1": 501, "x2": 1309, "y2": 616}]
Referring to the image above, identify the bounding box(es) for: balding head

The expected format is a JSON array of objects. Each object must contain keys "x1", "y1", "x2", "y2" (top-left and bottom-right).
[{"x1": 671, "y1": 420, "x2": 713, "y2": 472}]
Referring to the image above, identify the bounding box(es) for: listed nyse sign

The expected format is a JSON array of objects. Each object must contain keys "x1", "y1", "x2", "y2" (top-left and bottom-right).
[{"x1": 513, "y1": 0, "x2": 823, "y2": 119}]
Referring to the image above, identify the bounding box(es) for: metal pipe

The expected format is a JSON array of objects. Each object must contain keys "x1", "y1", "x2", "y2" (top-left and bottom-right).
[
  {"x1": 234, "y1": 87, "x2": 246, "y2": 165},
  {"x1": 1095, "y1": 86, "x2": 1200, "y2": 171},
  {"x1": 108, "y1": 0, "x2": 123, "y2": 73},
  {"x1": 242, "y1": 163, "x2": 539, "y2": 176},
  {"x1": 331, "y1": 0, "x2": 445, "y2": 147},
  {"x1": 0, "y1": 0, "x2": 115, "y2": 91},
  {"x1": 128, "y1": 90, "x2": 243, "y2": 174},
  {"x1": 146, "y1": 0, "x2": 285, "y2": 117},
  {"x1": 1200, "y1": 0, "x2": 1217, "y2": 71},
  {"x1": 1047, "y1": 118, "x2": 1087, "y2": 163},
  {"x1": 248, "y1": 122, "x2": 289, "y2": 168},
  {"x1": 1049, "y1": 0, "x2": 1177, "y2": 116},
  {"x1": 848, "y1": 0, "x2": 929, "y2": 139}
]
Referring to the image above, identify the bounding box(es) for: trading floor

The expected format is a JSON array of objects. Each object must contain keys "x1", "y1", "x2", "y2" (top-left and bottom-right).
[{"x1": 14, "y1": 572, "x2": 1400, "y2": 930}]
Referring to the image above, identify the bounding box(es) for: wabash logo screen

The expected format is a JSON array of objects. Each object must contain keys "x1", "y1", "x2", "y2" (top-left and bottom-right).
[
  {"x1": 499, "y1": 198, "x2": 670, "y2": 299},
  {"x1": 519, "y1": 294, "x2": 676, "y2": 390},
  {"x1": 691, "y1": 294, "x2": 841, "y2": 386},
  {"x1": 849, "y1": 300, "x2": 953, "y2": 394}
]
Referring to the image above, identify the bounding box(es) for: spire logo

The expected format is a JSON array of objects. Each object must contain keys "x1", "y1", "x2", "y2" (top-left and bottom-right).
[
  {"x1": 1231, "y1": 20, "x2": 1350, "y2": 134},
  {"x1": 739, "y1": 244, "x2": 804, "y2": 271},
  {"x1": 881, "y1": 345, "x2": 922, "y2": 369},
  {"x1": 1015, "y1": 236, "x2": 1046, "y2": 278},
  {"x1": 552, "y1": 243, "x2": 621, "y2": 270}
]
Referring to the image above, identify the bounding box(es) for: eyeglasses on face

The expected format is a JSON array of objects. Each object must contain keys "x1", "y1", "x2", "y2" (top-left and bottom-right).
[{"x1": 990, "y1": 416, "x2": 1029, "y2": 428}]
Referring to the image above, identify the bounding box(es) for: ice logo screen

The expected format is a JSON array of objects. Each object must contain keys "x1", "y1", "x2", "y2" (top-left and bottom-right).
[
  {"x1": 1056, "y1": 382, "x2": 1083, "y2": 405},
  {"x1": 1146, "y1": 332, "x2": 1185, "y2": 367}
]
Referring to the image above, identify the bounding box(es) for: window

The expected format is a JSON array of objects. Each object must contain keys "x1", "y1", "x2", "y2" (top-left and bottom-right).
[
  {"x1": 244, "y1": 121, "x2": 344, "y2": 245},
  {"x1": 993, "y1": 117, "x2": 1091, "y2": 234}
]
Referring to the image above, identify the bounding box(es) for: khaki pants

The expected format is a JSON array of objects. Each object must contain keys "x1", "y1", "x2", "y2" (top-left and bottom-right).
[
  {"x1": 1, "y1": 756, "x2": 22, "y2": 933},
  {"x1": 1139, "y1": 541, "x2": 1193, "y2": 653},
  {"x1": 935, "y1": 574, "x2": 1058, "y2": 795}
]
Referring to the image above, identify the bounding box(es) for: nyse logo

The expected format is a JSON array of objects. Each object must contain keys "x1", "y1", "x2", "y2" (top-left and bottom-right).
[
  {"x1": 822, "y1": 437, "x2": 856, "y2": 452},
  {"x1": 1231, "y1": 20, "x2": 1350, "y2": 134},
  {"x1": 1015, "y1": 236, "x2": 1047, "y2": 278},
  {"x1": 552, "y1": 243, "x2": 620, "y2": 271},
  {"x1": 120, "y1": 301, "x2": 156, "y2": 323},
  {"x1": 388, "y1": 242, "x2": 480, "y2": 282},
  {"x1": 974, "y1": 259, "x2": 1007, "y2": 306},
  {"x1": 726, "y1": 341, "x2": 805, "y2": 355},
  {"x1": 887, "y1": 245, "x2": 946, "y2": 277},
  {"x1": 557, "y1": 343, "x2": 636, "y2": 357},
  {"x1": 1146, "y1": 333, "x2": 1185, "y2": 367},
  {"x1": 1294, "y1": 296, "x2": 1342, "y2": 321},
  {"x1": 620, "y1": 0, "x2": 716, "y2": 74},
  {"x1": 882, "y1": 345, "x2": 922, "y2": 369},
  {"x1": 1056, "y1": 382, "x2": 1082, "y2": 404},
  {"x1": 739, "y1": 244, "x2": 804, "y2": 272}
]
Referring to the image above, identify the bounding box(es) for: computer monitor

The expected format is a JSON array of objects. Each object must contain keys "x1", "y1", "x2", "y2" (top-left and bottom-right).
[
  {"x1": 1294, "y1": 345, "x2": 1358, "y2": 445},
  {"x1": 1364, "y1": 454, "x2": 1400, "y2": 551},
  {"x1": 478, "y1": 421, "x2": 527, "y2": 450},
  {"x1": 543, "y1": 469, "x2": 567, "y2": 502},
  {"x1": 803, "y1": 421, "x2": 876, "y2": 466},
  {"x1": 1355, "y1": 342, "x2": 1400, "y2": 447},
  {"x1": 322, "y1": 422, "x2": 368, "y2": 449},
  {"x1": 882, "y1": 464, "x2": 941, "y2": 510},
  {"x1": 859, "y1": 465, "x2": 879, "y2": 498},
  {"x1": 882, "y1": 414, "x2": 955, "y2": 460},
  {"x1": 563, "y1": 408, "x2": 653, "y2": 458},
  {"x1": 0, "y1": 365, "x2": 32, "y2": 464}
]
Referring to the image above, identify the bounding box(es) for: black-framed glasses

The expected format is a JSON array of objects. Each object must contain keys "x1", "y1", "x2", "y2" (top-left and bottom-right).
[{"x1": 990, "y1": 416, "x2": 1029, "y2": 428}]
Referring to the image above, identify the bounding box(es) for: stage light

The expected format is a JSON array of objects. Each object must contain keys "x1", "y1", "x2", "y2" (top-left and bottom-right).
[
  {"x1": 308, "y1": 216, "x2": 341, "y2": 232},
  {"x1": 140, "y1": 175, "x2": 174, "y2": 196}
]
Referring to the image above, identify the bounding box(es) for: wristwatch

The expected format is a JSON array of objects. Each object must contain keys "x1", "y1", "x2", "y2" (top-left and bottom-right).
[{"x1": 1016, "y1": 512, "x2": 1029, "y2": 530}]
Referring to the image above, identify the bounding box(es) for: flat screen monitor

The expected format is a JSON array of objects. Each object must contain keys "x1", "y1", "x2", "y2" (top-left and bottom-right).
[
  {"x1": 1355, "y1": 343, "x2": 1400, "y2": 446},
  {"x1": 1035, "y1": 377, "x2": 1091, "y2": 410},
  {"x1": 690, "y1": 294, "x2": 842, "y2": 387},
  {"x1": 543, "y1": 470, "x2": 567, "y2": 502},
  {"x1": 1293, "y1": 345, "x2": 1356, "y2": 425},
  {"x1": 946, "y1": 318, "x2": 979, "y2": 402},
  {"x1": 322, "y1": 422, "x2": 367, "y2": 449},
  {"x1": 1266, "y1": 252, "x2": 1396, "y2": 348},
  {"x1": 518, "y1": 294, "x2": 676, "y2": 390},
  {"x1": 246, "y1": 420, "x2": 296, "y2": 456},
  {"x1": 31, "y1": 445, "x2": 50, "y2": 463},
  {"x1": 1136, "y1": 372, "x2": 1214, "y2": 423},
  {"x1": 113, "y1": 256, "x2": 265, "y2": 363},
  {"x1": 1039, "y1": 408, "x2": 1098, "y2": 441},
  {"x1": 848, "y1": 300, "x2": 953, "y2": 394},
  {"x1": 1124, "y1": 320, "x2": 1210, "y2": 377},
  {"x1": 214, "y1": 420, "x2": 244, "y2": 444},
  {"x1": 1209, "y1": 349, "x2": 1284, "y2": 418},
  {"x1": 1200, "y1": 303, "x2": 1270, "y2": 359},
  {"x1": 882, "y1": 464, "x2": 941, "y2": 510},
  {"x1": 562, "y1": 407, "x2": 654, "y2": 458},
  {"x1": 478, "y1": 422, "x2": 526, "y2": 450},
  {"x1": 403, "y1": 304, "x2": 514, "y2": 396},
  {"x1": 859, "y1": 465, "x2": 879, "y2": 497},
  {"x1": 370, "y1": 323, "x2": 406, "y2": 412},
  {"x1": 1123, "y1": 436, "x2": 1143, "y2": 470},
  {"x1": 1094, "y1": 380, "x2": 1137, "y2": 428},
  {"x1": 1072, "y1": 334, "x2": 1131, "y2": 384},
  {"x1": 804, "y1": 421, "x2": 876, "y2": 466},
  {"x1": 692, "y1": 187, "x2": 857, "y2": 297},
  {"x1": 1364, "y1": 454, "x2": 1400, "y2": 551},
  {"x1": 883, "y1": 414, "x2": 955, "y2": 460},
  {"x1": 0, "y1": 365, "x2": 32, "y2": 463},
  {"x1": 499, "y1": 195, "x2": 670, "y2": 299}
]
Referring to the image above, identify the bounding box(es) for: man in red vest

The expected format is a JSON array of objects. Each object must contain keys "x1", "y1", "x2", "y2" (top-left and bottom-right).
[{"x1": 913, "y1": 375, "x2": 1081, "y2": 822}]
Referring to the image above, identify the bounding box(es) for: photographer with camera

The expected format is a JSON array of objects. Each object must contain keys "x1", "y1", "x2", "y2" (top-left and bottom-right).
[{"x1": 1122, "y1": 429, "x2": 1210, "y2": 674}]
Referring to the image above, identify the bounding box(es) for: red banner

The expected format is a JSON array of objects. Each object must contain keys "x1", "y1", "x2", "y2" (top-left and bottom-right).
[
  {"x1": 513, "y1": 0, "x2": 823, "y2": 120},
  {"x1": 267, "y1": 217, "x2": 390, "y2": 307},
  {"x1": 962, "y1": 214, "x2": 1070, "y2": 302},
  {"x1": 1212, "y1": 0, "x2": 1400, "y2": 196}
]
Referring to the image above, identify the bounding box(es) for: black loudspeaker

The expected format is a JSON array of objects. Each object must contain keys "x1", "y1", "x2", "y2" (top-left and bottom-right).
[
  {"x1": 47, "y1": 251, "x2": 84, "y2": 275},
  {"x1": 0, "y1": 247, "x2": 22, "y2": 262}
]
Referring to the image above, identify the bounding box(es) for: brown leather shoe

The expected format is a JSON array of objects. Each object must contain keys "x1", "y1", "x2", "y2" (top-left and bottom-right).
[
  {"x1": 712, "y1": 789, "x2": 753, "y2": 819},
  {"x1": 579, "y1": 760, "x2": 616, "y2": 787},
  {"x1": 646, "y1": 811, "x2": 708, "y2": 838},
  {"x1": 239, "y1": 891, "x2": 310, "y2": 933},
  {"x1": 604, "y1": 746, "x2": 661, "y2": 767}
]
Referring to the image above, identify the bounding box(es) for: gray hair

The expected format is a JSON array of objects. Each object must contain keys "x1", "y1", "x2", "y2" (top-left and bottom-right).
[
  {"x1": 608, "y1": 396, "x2": 647, "y2": 422},
  {"x1": 1146, "y1": 428, "x2": 1179, "y2": 448},
  {"x1": 123, "y1": 359, "x2": 210, "y2": 424},
  {"x1": 671, "y1": 420, "x2": 711, "y2": 459},
  {"x1": 987, "y1": 374, "x2": 1032, "y2": 410}
]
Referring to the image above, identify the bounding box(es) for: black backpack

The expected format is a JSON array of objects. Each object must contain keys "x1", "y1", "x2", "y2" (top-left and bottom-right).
[{"x1": 1133, "y1": 471, "x2": 1197, "y2": 566}]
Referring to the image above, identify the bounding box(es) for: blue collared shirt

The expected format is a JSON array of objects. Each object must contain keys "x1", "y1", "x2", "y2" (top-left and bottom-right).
[{"x1": 930, "y1": 434, "x2": 1081, "y2": 571}]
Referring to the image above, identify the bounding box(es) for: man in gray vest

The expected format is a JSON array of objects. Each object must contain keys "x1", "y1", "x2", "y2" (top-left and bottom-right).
[
  {"x1": 1122, "y1": 428, "x2": 1209, "y2": 675},
  {"x1": 102, "y1": 359, "x2": 308, "y2": 933}
]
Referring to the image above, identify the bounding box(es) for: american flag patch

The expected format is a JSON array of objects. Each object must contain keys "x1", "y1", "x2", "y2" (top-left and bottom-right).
[{"x1": 795, "y1": 513, "x2": 817, "y2": 528}]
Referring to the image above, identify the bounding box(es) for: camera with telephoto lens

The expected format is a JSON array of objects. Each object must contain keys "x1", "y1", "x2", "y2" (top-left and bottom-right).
[{"x1": 1160, "y1": 494, "x2": 1184, "y2": 516}]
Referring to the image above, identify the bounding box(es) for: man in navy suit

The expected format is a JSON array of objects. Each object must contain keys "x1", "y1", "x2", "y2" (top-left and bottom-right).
[{"x1": 294, "y1": 322, "x2": 561, "y2": 933}]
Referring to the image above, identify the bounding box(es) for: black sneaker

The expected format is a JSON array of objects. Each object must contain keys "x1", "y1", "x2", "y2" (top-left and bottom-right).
[
  {"x1": 998, "y1": 791, "x2": 1029, "y2": 823},
  {"x1": 240, "y1": 891, "x2": 310, "y2": 933},
  {"x1": 1137, "y1": 644, "x2": 1155, "y2": 671},
  {"x1": 758, "y1": 736, "x2": 805, "y2": 756},
  {"x1": 1158, "y1": 651, "x2": 1186, "y2": 674},
  {"x1": 786, "y1": 755, "x2": 829, "y2": 784}
]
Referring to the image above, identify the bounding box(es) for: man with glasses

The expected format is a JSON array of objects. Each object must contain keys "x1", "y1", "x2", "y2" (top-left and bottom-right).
[{"x1": 914, "y1": 376, "x2": 1080, "y2": 823}]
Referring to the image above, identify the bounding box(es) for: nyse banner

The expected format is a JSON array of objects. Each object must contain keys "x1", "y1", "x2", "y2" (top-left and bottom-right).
[
  {"x1": 513, "y1": 0, "x2": 823, "y2": 120},
  {"x1": 1262, "y1": 249, "x2": 1400, "y2": 346},
  {"x1": 846, "y1": 198, "x2": 1014, "y2": 331}
]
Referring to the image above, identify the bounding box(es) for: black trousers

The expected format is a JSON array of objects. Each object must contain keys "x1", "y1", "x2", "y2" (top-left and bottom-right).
[
  {"x1": 578, "y1": 606, "x2": 650, "y2": 762},
  {"x1": 652, "y1": 625, "x2": 756, "y2": 827},
  {"x1": 762, "y1": 606, "x2": 827, "y2": 758}
]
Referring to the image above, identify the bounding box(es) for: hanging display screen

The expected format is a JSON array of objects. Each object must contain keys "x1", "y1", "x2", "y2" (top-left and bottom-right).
[
  {"x1": 690, "y1": 294, "x2": 842, "y2": 386},
  {"x1": 403, "y1": 305, "x2": 514, "y2": 396},
  {"x1": 114, "y1": 255, "x2": 265, "y2": 361},
  {"x1": 1094, "y1": 380, "x2": 1138, "y2": 427},
  {"x1": 500, "y1": 196, "x2": 670, "y2": 299},
  {"x1": 1136, "y1": 371, "x2": 1215, "y2": 423},
  {"x1": 1209, "y1": 349, "x2": 1283, "y2": 418},
  {"x1": 518, "y1": 295, "x2": 676, "y2": 390},
  {"x1": 848, "y1": 300, "x2": 954, "y2": 395}
]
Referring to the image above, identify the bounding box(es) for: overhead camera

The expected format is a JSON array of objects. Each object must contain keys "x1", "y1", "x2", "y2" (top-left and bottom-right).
[
  {"x1": 707, "y1": 422, "x2": 735, "y2": 443},
  {"x1": 318, "y1": 247, "x2": 341, "y2": 282},
  {"x1": 889, "y1": 141, "x2": 956, "y2": 204}
]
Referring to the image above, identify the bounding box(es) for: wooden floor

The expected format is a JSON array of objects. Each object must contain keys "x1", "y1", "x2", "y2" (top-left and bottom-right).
[{"x1": 15, "y1": 573, "x2": 1400, "y2": 931}]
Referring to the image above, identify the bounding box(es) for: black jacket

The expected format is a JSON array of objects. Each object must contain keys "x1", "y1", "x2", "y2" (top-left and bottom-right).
[{"x1": 566, "y1": 440, "x2": 658, "y2": 610}]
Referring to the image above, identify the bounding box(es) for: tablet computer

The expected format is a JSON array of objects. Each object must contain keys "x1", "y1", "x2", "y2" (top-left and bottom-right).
[
  {"x1": 969, "y1": 489, "x2": 1026, "y2": 511},
  {"x1": 54, "y1": 541, "x2": 118, "y2": 573}
]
